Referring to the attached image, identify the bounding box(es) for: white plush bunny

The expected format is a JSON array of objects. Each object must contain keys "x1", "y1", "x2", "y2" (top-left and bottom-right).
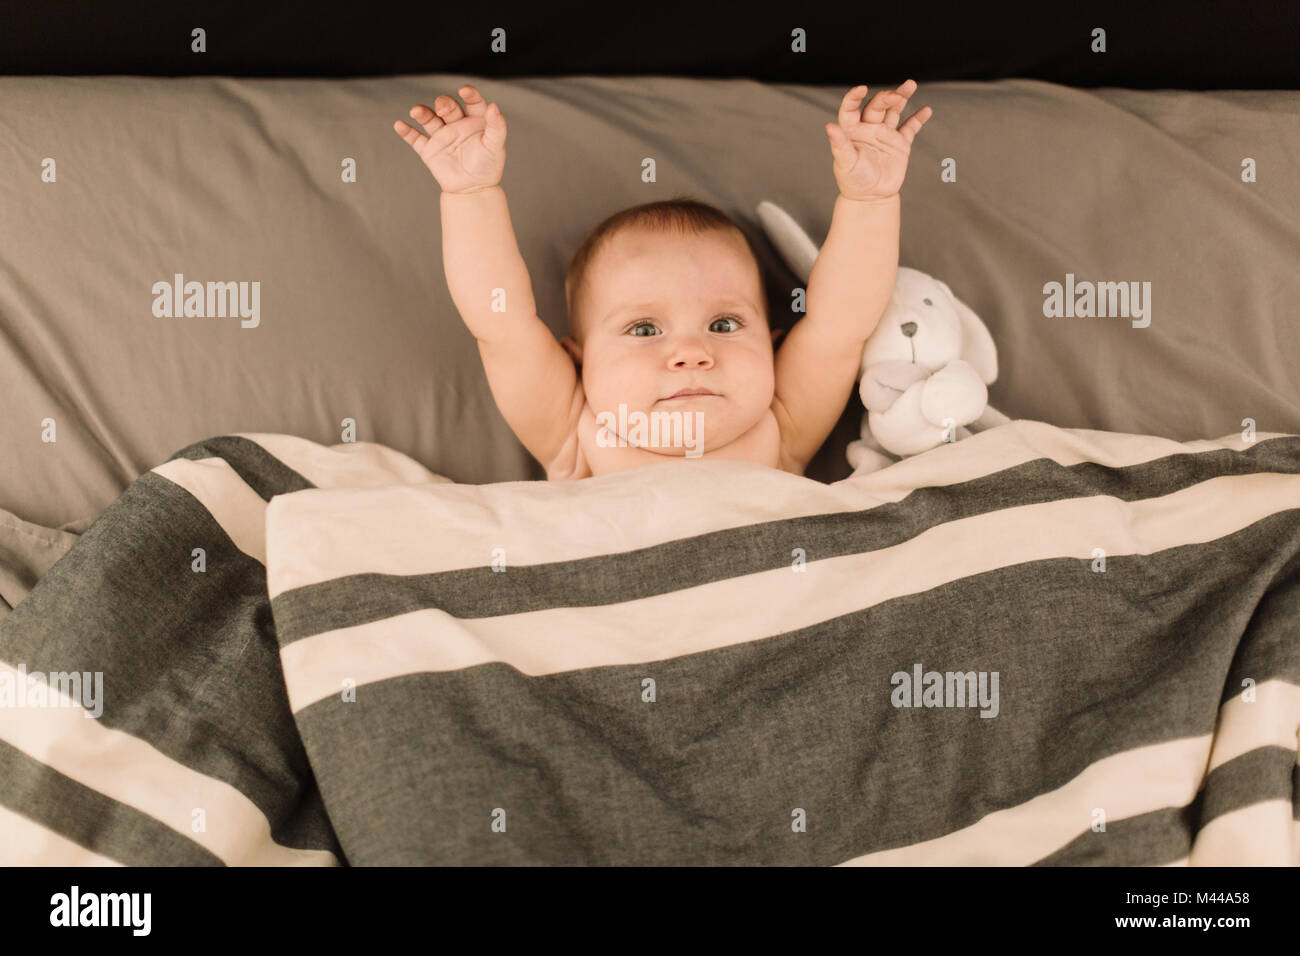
[{"x1": 756, "y1": 200, "x2": 1010, "y2": 475}]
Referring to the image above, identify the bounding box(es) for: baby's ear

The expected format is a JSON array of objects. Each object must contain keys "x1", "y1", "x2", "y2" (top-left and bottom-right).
[{"x1": 559, "y1": 335, "x2": 583, "y2": 365}]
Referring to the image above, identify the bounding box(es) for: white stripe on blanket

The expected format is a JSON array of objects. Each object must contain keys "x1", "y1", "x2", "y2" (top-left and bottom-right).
[
  {"x1": 238, "y1": 433, "x2": 451, "y2": 489},
  {"x1": 264, "y1": 423, "x2": 1289, "y2": 593},
  {"x1": 0, "y1": 661, "x2": 339, "y2": 867},
  {"x1": 1206, "y1": 680, "x2": 1300, "y2": 772},
  {"x1": 834, "y1": 735, "x2": 1211, "y2": 865},
  {"x1": 152, "y1": 457, "x2": 269, "y2": 564},
  {"x1": 277, "y1": 471, "x2": 1300, "y2": 705},
  {"x1": 0, "y1": 805, "x2": 123, "y2": 866}
]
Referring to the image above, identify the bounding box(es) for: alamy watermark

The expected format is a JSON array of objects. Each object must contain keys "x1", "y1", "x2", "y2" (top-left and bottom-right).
[
  {"x1": 595, "y1": 403, "x2": 705, "y2": 458},
  {"x1": 151, "y1": 273, "x2": 260, "y2": 328},
  {"x1": 0, "y1": 663, "x2": 103, "y2": 718},
  {"x1": 1042, "y1": 273, "x2": 1151, "y2": 328},
  {"x1": 891, "y1": 663, "x2": 999, "y2": 718},
  {"x1": 50, "y1": 886, "x2": 150, "y2": 936}
]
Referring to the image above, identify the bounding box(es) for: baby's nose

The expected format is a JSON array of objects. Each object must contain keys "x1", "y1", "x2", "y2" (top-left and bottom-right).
[
  {"x1": 900, "y1": 321, "x2": 918, "y2": 337},
  {"x1": 673, "y1": 355, "x2": 712, "y2": 368},
  {"x1": 670, "y1": 340, "x2": 714, "y2": 367}
]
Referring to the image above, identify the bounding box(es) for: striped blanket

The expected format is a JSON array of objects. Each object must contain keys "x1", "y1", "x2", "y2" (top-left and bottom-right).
[{"x1": 2, "y1": 421, "x2": 1298, "y2": 865}]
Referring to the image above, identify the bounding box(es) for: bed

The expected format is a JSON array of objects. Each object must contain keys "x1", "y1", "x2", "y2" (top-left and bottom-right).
[{"x1": 1, "y1": 72, "x2": 1297, "y2": 864}]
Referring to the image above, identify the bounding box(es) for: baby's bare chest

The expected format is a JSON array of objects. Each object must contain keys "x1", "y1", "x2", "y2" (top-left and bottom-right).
[{"x1": 564, "y1": 400, "x2": 788, "y2": 479}]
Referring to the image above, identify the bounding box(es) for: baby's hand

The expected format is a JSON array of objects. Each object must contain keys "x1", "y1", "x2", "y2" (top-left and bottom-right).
[
  {"x1": 394, "y1": 84, "x2": 506, "y2": 194},
  {"x1": 825, "y1": 80, "x2": 932, "y2": 201}
]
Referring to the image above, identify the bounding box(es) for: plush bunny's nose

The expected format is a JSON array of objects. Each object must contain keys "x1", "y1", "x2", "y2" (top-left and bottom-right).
[{"x1": 900, "y1": 321, "x2": 918, "y2": 337}]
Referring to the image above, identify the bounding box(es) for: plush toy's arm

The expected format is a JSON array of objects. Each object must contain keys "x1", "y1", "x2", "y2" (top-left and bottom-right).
[
  {"x1": 861, "y1": 360, "x2": 931, "y2": 412},
  {"x1": 918, "y1": 360, "x2": 988, "y2": 428}
]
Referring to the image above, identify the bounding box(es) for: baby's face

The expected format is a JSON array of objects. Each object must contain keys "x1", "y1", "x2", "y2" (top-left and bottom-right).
[{"x1": 566, "y1": 227, "x2": 776, "y2": 457}]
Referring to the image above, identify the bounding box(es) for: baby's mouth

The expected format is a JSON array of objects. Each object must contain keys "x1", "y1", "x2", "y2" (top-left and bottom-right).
[{"x1": 659, "y1": 388, "x2": 719, "y2": 402}]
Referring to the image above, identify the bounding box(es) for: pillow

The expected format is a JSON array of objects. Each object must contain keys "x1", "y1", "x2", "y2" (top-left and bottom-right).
[{"x1": 3, "y1": 75, "x2": 1298, "y2": 529}]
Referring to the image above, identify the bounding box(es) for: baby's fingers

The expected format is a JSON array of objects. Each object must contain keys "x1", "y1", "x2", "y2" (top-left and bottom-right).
[
  {"x1": 394, "y1": 102, "x2": 446, "y2": 148},
  {"x1": 393, "y1": 117, "x2": 430, "y2": 151},
  {"x1": 408, "y1": 103, "x2": 443, "y2": 129},
  {"x1": 864, "y1": 79, "x2": 916, "y2": 127},
  {"x1": 838, "y1": 85, "x2": 869, "y2": 128},
  {"x1": 433, "y1": 93, "x2": 465, "y2": 123},
  {"x1": 458, "y1": 84, "x2": 488, "y2": 117},
  {"x1": 481, "y1": 101, "x2": 507, "y2": 152},
  {"x1": 897, "y1": 105, "x2": 933, "y2": 146},
  {"x1": 395, "y1": 104, "x2": 440, "y2": 144}
]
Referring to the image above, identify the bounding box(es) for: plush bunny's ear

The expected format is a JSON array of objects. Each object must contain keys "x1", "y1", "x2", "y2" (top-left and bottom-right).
[
  {"x1": 935, "y1": 279, "x2": 998, "y2": 385},
  {"x1": 755, "y1": 201, "x2": 820, "y2": 284}
]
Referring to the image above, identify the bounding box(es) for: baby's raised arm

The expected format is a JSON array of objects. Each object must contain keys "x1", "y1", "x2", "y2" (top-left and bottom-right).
[
  {"x1": 394, "y1": 86, "x2": 582, "y2": 474},
  {"x1": 773, "y1": 81, "x2": 932, "y2": 470}
]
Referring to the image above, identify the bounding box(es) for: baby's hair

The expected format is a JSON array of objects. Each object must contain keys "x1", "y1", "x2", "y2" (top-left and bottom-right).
[{"x1": 564, "y1": 196, "x2": 766, "y2": 339}]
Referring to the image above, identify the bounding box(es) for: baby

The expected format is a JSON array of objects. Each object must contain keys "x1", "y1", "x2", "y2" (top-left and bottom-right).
[{"x1": 394, "y1": 82, "x2": 931, "y2": 480}]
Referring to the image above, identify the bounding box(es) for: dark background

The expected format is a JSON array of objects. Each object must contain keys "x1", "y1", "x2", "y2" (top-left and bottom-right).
[{"x1": 4, "y1": 0, "x2": 1296, "y2": 87}]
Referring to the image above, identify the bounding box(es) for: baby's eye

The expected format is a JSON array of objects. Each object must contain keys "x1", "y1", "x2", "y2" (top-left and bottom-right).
[
  {"x1": 710, "y1": 314, "x2": 741, "y2": 333},
  {"x1": 923, "y1": 297, "x2": 933, "y2": 306},
  {"x1": 628, "y1": 321, "x2": 660, "y2": 336}
]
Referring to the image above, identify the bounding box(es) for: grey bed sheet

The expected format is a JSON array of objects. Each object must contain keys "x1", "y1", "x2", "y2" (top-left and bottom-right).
[
  {"x1": 0, "y1": 508, "x2": 80, "y2": 622},
  {"x1": 1, "y1": 75, "x2": 1297, "y2": 537}
]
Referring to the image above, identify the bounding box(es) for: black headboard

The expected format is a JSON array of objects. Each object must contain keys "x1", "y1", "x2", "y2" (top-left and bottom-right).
[{"x1": 5, "y1": 0, "x2": 1296, "y2": 88}]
